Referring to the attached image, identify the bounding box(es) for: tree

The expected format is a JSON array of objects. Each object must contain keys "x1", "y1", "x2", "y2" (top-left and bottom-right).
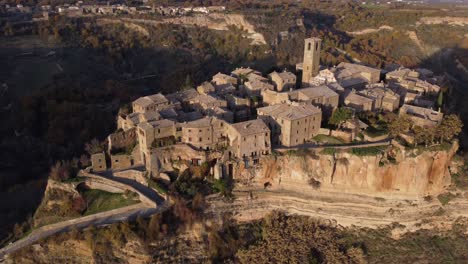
[
  {"x1": 85, "y1": 138, "x2": 104, "y2": 155},
  {"x1": 437, "y1": 91, "x2": 443, "y2": 108},
  {"x1": 436, "y1": 114, "x2": 463, "y2": 142},
  {"x1": 329, "y1": 108, "x2": 353, "y2": 129},
  {"x1": 181, "y1": 75, "x2": 194, "y2": 90},
  {"x1": 49, "y1": 160, "x2": 76, "y2": 181},
  {"x1": 388, "y1": 115, "x2": 411, "y2": 137}
]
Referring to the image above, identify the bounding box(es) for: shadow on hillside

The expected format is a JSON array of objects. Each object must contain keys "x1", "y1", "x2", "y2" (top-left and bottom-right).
[{"x1": 420, "y1": 47, "x2": 468, "y2": 149}]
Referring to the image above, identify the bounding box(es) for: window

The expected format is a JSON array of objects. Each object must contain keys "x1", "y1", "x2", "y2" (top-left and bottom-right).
[
  {"x1": 188, "y1": 129, "x2": 191, "y2": 132},
  {"x1": 297, "y1": 130, "x2": 299, "y2": 134},
  {"x1": 115, "y1": 160, "x2": 118, "y2": 163},
  {"x1": 315, "y1": 42, "x2": 319, "y2": 51},
  {"x1": 157, "y1": 129, "x2": 160, "y2": 134},
  {"x1": 244, "y1": 137, "x2": 246, "y2": 141},
  {"x1": 199, "y1": 138, "x2": 202, "y2": 142},
  {"x1": 189, "y1": 137, "x2": 192, "y2": 142},
  {"x1": 199, "y1": 129, "x2": 202, "y2": 133},
  {"x1": 308, "y1": 42, "x2": 311, "y2": 50}
]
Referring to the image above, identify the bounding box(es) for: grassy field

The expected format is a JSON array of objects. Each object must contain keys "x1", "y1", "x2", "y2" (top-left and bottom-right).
[{"x1": 82, "y1": 189, "x2": 139, "y2": 216}]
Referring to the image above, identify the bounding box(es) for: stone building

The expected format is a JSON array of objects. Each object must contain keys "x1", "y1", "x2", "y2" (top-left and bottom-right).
[
  {"x1": 181, "y1": 117, "x2": 228, "y2": 150},
  {"x1": 358, "y1": 83, "x2": 401, "y2": 111},
  {"x1": 197, "y1": 81, "x2": 216, "y2": 95},
  {"x1": 137, "y1": 119, "x2": 176, "y2": 164},
  {"x1": 343, "y1": 91, "x2": 374, "y2": 112},
  {"x1": 310, "y1": 69, "x2": 337, "y2": 86},
  {"x1": 399, "y1": 104, "x2": 443, "y2": 128},
  {"x1": 243, "y1": 80, "x2": 274, "y2": 96},
  {"x1": 117, "y1": 111, "x2": 162, "y2": 131},
  {"x1": 189, "y1": 94, "x2": 227, "y2": 111},
  {"x1": 257, "y1": 102, "x2": 322, "y2": 146},
  {"x1": 268, "y1": 71, "x2": 296, "y2": 92},
  {"x1": 226, "y1": 119, "x2": 271, "y2": 160},
  {"x1": 386, "y1": 67, "x2": 441, "y2": 95},
  {"x1": 231, "y1": 67, "x2": 261, "y2": 80},
  {"x1": 261, "y1": 89, "x2": 291, "y2": 106},
  {"x1": 214, "y1": 83, "x2": 237, "y2": 96},
  {"x1": 212, "y1": 73, "x2": 237, "y2": 86},
  {"x1": 333, "y1": 62, "x2": 381, "y2": 89},
  {"x1": 300, "y1": 37, "x2": 322, "y2": 86},
  {"x1": 293, "y1": 85, "x2": 339, "y2": 115},
  {"x1": 132, "y1": 93, "x2": 170, "y2": 113},
  {"x1": 91, "y1": 152, "x2": 107, "y2": 172}
]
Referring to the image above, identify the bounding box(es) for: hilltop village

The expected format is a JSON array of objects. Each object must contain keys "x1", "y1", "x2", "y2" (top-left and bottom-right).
[{"x1": 91, "y1": 37, "x2": 445, "y2": 183}]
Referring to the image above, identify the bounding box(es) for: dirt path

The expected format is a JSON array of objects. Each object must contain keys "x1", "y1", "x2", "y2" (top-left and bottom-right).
[{"x1": 346, "y1": 25, "x2": 394, "y2": 35}]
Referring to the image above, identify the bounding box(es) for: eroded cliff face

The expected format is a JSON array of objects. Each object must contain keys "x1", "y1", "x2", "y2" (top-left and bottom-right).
[{"x1": 234, "y1": 142, "x2": 458, "y2": 199}]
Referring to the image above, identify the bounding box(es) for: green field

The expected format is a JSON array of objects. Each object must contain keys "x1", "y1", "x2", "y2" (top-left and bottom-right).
[
  {"x1": 313, "y1": 134, "x2": 345, "y2": 144},
  {"x1": 81, "y1": 189, "x2": 139, "y2": 216}
]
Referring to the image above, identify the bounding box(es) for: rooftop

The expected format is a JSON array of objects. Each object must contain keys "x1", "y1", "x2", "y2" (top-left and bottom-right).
[
  {"x1": 244, "y1": 80, "x2": 274, "y2": 91},
  {"x1": 296, "y1": 85, "x2": 339, "y2": 99},
  {"x1": 345, "y1": 92, "x2": 374, "y2": 105},
  {"x1": 258, "y1": 103, "x2": 321, "y2": 121},
  {"x1": 231, "y1": 119, "x2": 269, "y2": 136}
]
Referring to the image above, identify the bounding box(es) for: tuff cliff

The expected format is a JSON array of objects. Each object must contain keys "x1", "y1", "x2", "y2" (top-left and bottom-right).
[{"x1": 234, "y1": 142, "x2": 458, "y2": 199}]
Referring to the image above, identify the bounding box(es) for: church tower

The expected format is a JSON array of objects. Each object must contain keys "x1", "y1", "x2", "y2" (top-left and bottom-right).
[{"x1": 301, "y1": 37, "x2": 322, "y2": 86}]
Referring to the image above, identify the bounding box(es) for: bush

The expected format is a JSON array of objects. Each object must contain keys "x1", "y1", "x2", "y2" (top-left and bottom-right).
[{"x1": 350, "y1": 146, "x2": 385, "y2": 156}]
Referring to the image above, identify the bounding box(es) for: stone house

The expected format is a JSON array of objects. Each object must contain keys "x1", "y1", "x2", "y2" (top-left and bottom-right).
[
  {"x1": 333, "y1": 62, "x2": 381, "y2": 89},
  {"x1": 399, "y1": 104, "x2": 443, "y2": 128},
  {"x1": 257, "y1": 102, "x2": 322, "y2": 147},
  {"x1": 343, "y1": 91, "x2": 374, "y2": 112},
  {"x1": 231, "y1": 67, "x2": 261, "y2": 80},
  {"x1": 91, "y1": 152, "x2": 107, "y2": 172},
  {"x1": 226, "y1": 119, "x2": 271, "y2": 160},
  {"x1": 292, "y1": 85, "x2": 339, "y2": 116},
  {"x1": 212, "y1": 73, "x2": 237, "y2": 86},
  {"x1": 261, "y1": 89, "x2": 290, "y2": 106},
  {"x1": 243, "y1": 80, "x2": 274, "y2": 97},
  {"x1": 268, "y1": 71, "x2": 296, "y2": 92},
  {"x1": 310, "y1": 69, "x2": 337, "y2": 86},
  {"x1": 132, "y1": 93, "x2": 170, "y2": 113},
  {"x1": 386, "y1": 67, "x2": 441, "y2": 95},
  {"x1": 117, "y1": 111, "x2": 161, "y2": 131},
  {"x1": 197, "y1": 81, "x2": 216, "y2": 95},
  {"x1": 189, "y1": 94, "x2": 227, "y2": 111},
  {"x1": 204, "y1": 106, "x2": 234, "y2": 123},
  {"x1": 181, "y1": 117, "x2": 228, "y2": 150},
  {"x1": 137, "y1": 119, "x2": 176, "y2": 164},
  {"x1": 214, "y1": 83, "x2": 237, "y2": 96},
  {"x1": 358, "y1": 84, "x2": 400, "y2": 111}
]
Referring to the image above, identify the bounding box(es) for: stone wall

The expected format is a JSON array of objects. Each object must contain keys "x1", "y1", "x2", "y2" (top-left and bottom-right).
[
  {"x1": 108, "y1": 128, "x2": 137, "y2": 152},
  {"x1": 114, "y1": 169, "x2": 147, "y2": 185},
  {"x1": 110, "y1": 154, "x2": 134, "y2": 170}
]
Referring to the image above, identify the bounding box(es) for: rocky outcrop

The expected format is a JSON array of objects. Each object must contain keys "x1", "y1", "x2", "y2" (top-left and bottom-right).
[
  {"x1": 106, "y1": 13, "x2": 267, "y2": 45},
  {"x1": 418, "y1": 17, "x2": 468, "y2": 26},
  {"x1": 234, "y1": 142, "x2": 458, "y2": 199}
]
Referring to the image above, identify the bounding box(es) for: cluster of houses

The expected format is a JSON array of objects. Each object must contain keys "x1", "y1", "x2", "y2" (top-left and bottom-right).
[
  {"x1": 0, "y1": 1, "x2": 226, "y2": 21},
  {"x1": 92, "y1": 37, "x2": 445, "y2": 179}
]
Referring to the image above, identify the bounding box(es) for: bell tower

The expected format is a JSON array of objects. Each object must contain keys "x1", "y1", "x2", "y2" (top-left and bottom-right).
[{"x1": 302, "y1": 37, "x2": 321, "y2": 86}]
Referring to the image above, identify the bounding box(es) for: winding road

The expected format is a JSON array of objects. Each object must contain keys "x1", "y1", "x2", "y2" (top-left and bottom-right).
[{"x1": 0, "y1": 170, "x2": 169, "y2": 262}]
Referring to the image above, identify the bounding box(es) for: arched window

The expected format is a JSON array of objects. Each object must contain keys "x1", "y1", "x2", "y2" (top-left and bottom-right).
[{"x1": 308, "y1": 42, "x2": 311, "y2": 50}]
